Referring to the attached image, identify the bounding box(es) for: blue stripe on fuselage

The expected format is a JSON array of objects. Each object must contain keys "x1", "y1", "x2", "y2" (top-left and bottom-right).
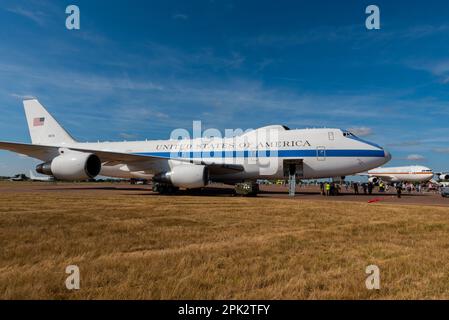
[{"x1": 132, "y1": 149, "x2": 385, "y2": 159}]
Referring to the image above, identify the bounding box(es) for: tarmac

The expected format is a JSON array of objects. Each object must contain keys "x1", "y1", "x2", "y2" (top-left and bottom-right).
[{"x1": 1, "y1": 181, "x2": 448, "y2": 207}]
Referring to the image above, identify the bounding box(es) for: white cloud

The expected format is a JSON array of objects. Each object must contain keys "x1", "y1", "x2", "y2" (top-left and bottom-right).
[
  {"x1": 244, "y1": 24, "x2": 449, "y2": 48},
  {"x1": 347, "y1": 127, "x2": 373, "y2": 137},
  {"x1": 173, "y1": 13, "x2": 188, "y2": 20},
  {"x1": 10, "y1": 93, "x2": 36, "y2": 100},
  {"x1": 406, "y1": 154, "x2": 426, "y2": 161},
  {"x1": 141, "y1": 42, "x2": 246, "y2": 71},
  {"x1": 407, "y1": 58, "x2": 449, "y2": 83},
  {"x1": 434, "y1": 148, "x2": 449, "y2": 153},
  {"x1": 387, "y1": 140, "x2": 421, "y2": 147},
  {"x1": 73, "y1": 31, "x2": 111, "y2": 46},
  {"x1": 6, "y1": 7, "x2": 47, "y2": 26},
  {"x1": 119, "y1": 133, "x2": 138, "y2": 140}
]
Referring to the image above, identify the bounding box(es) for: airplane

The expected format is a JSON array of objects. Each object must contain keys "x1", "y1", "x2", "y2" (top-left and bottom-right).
[
  {"x1": 29, "y1": 170, "x2": 54, "y2": 182},
  {"x1": 366, "y1": 165, "x2": 434, "y2": 184},
  {"x1": 431, "y1": 172, "x2": 449, "y2": 187},
  {"x1": 0, "y1": 98, "x2": 392, "y2": 194},
  {"x1": 435, "y1": 172, "x2": 449, "y2": 182},
  {"x1": 9, "y1": 173, "x2": 28, "y2": 181}
]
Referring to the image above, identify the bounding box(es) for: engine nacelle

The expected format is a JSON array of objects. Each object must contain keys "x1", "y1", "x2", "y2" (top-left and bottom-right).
[
  {"x1": 36, "y1": 151, "x2": 101, "y2": 181},
  {"x1": 153, "y1": 164, "x2": 208, "y2": 189},
  {"x1": 368, "y1": 177, "x2": 379, "y2": 184},
  {"x1": 439, "y1": 174, "x2": 449, "y2": 181}
]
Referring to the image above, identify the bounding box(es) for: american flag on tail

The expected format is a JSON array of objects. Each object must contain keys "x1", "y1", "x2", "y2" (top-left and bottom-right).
[{"x1": 33, "y1": 117, "x2": 45, "y2": 127}]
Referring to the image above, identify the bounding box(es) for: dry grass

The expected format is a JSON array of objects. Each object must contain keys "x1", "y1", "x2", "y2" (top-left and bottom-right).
[{"x1": 0, "y1": 185, "x2": 448, "y2": 299}]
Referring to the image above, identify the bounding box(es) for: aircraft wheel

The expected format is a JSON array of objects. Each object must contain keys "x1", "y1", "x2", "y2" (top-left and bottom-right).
[{"x1": 234, "y1": 182, "x2": 259, "y2": 197}]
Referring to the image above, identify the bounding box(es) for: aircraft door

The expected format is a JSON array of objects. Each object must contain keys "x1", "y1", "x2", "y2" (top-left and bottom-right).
[
  {"x1": 283, "y1": 159, "x2": 304, "y2": 178},
  {"x1": 283, "y1": 159, "x2": 303, "y2": 197},
  {"x1": 316, "y1": 146, "x2": 326, "y2": 161}
]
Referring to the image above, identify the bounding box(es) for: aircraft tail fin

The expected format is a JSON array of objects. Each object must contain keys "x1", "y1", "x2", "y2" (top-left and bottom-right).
[{"x1": 23, "y1": 99, "x2": 76, "y2": 145}]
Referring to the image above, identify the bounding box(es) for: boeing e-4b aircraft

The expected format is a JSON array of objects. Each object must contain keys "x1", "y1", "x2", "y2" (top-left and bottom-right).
[{"x1": 0, "y1": 99, "x2": 392, "y2": 194}]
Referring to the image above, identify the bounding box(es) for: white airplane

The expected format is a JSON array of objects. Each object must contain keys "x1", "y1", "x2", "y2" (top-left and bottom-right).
[
  {"x1": 366, "y1": 165, "x2": 434, "y2": 184},
  {"x1": 9, "y1": 174, "x2": 27, "y2": 181},
  {"x1": 431, "y1": 172, "x2": 449, "y2": 187},
  {"x1": 29, "y1": 170, "x2": 54, "y2": 182},
  {"x1": 435, "y1": 172, "x2": 449, "y2": 181},
  {"x1": 0, "y1": 99, "x2": 391, "y2": 194}
]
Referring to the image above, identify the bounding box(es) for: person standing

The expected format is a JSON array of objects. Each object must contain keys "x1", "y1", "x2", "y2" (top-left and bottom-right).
[
  {"x1": 368, "y1": 182, "x2": 373, "y2": 195},
  {"x1": 396, "y1": 183, "x2": 402, "y2": 198},
  {"x1": 354, "y1": 182, "x2": 359, "y2": 194}
]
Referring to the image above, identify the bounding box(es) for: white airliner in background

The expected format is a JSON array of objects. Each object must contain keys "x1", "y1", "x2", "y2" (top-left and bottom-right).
[
  {"x1": 0, "y1": 99, "x2": 391, "y2": 194},
  {"x1": 436, "y1": 172, "x2": 449, "y2": 181},
  {"x1": 366, "y1": 165, "x2": 434, "y2": 184}
]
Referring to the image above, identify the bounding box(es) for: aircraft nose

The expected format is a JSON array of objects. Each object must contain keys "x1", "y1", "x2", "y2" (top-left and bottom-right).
[{"x1": 384, "y1": 149, "x2": 392, "y2": 162}]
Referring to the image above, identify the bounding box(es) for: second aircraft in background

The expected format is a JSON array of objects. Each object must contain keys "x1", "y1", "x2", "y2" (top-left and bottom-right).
[{"x1": 366, "y1": 165, "x2": 434, "y2": 184}]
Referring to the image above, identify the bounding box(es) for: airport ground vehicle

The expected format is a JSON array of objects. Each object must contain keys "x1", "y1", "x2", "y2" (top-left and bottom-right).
[{"x1": 441, "y1": 187, "x2": 449, "y2": 198}]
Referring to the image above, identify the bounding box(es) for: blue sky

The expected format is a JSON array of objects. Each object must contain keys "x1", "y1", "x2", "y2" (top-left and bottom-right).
[{"x1": 1, "y1": 0, "x2": 449, "y2": 175}]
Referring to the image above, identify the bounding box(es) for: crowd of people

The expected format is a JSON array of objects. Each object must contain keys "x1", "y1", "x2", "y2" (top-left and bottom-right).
[
  {"x1": 264, "y1": 179, "x2": 443, "y2": 199},
  {"x1": 318, "y1": 181, "x2": 432, "y2": 198}
]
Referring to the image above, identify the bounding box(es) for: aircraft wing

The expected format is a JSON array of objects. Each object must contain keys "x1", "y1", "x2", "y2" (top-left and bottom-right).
[
  {"x1": 0, "y1": 140, "x2": 179, "y2": 164},
  {"x1": 375, "y1": 175, "x2": 397, "y2": 182},
  {"x1": 0, "y1": 141, "x2": 244, "y2": 174},
  {"x1": 72, "y1": 147, "x2": 245, "y2": 174},
  {"x1": 0, "y1": 141, "x2": 60, "y2": 161},
  {"x1": 357, "y1": 171, "x2": 398, "y2": 182}
]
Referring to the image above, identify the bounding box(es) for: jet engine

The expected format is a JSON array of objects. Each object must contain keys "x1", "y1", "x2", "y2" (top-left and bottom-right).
[
  {"x1": 368, "y1": 177, "x2": 379, "y2": 184},
  {"x1": 36, "y1": 150, "x2": 101, "y2": 181},
  {"x1": 153, "y1": 164, "x2": 209, "y2": 189},
  {"x1": 440, "y1": 174, "x2": 449, "y2": 181}
]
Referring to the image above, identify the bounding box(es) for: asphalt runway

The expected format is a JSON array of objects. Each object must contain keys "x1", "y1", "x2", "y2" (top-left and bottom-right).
[
  {"x1": 259, "y1": 185, "x2": 449, "y2": 207},
  {"x1": 1, "y1": 181, "x2": 447, "y2": 207}
]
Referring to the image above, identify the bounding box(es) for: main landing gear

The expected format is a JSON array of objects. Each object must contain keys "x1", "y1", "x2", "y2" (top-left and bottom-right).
[{"x1": 234, "y1": 182, "x2": 259, "y2": 196}]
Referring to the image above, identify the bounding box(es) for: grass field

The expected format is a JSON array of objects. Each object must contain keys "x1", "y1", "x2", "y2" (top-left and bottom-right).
[{"x1": 0, "y1": 185, "x2": 448, "y2": 299}]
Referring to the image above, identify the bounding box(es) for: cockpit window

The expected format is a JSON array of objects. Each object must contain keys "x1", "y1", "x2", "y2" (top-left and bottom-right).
[{"x1": 342, "y1": 129, "x2": 382, "y2": 149}]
